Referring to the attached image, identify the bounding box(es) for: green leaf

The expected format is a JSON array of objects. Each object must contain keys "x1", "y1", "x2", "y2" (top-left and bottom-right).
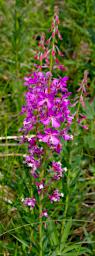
[
  {"x1": 9, "y1": 233, "x2": 29, "y2": 248},
  {"x1": 62, "y1": 245, "x2": 91, "y2": 255},
  {"x1": 60, "y1": 218, "x2": 72, "y2": 252},
  {"x1": 62, "y1": 244, "x2": 82, "y2": 253},
  {"x1": 47, "y1": 219, "x2": 59, "y2": 248}
]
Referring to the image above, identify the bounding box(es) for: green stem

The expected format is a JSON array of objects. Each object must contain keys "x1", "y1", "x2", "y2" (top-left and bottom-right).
[
  {"x1": 39, "y1": 168, "x2": 44, "y2": 256},
  {"x1": 48, "y1": 30, "x2": 55, "y2": 90},
  {"x1": 60, "y1": 168, "x2": 70, "y2": 229},
  {"x1": 39, "y1": 196, "x2": 43, "y2": 256}
]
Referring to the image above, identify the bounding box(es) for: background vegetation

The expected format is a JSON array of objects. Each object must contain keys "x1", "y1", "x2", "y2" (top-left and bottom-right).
[{"x1": 0, "y1": 0, "x2": 95, "y2": 255}]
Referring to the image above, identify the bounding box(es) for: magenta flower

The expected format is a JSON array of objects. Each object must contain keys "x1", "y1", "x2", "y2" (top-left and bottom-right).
[
  {"x1": 49, "y1": 189, "x2": 62, "y2": 203},
  {"x1": 25, "y1": 155, "x2": 40, "y2": 178},
  {"x1": 36, "y1": 181, "x2": 44, "y2": 194},
  {"x1": 41, "y1": 110, "x2": 60, "y2": 128},
  {"x1": 52, "y1": 161, "x2": 64, "y2": 180},
  {"x1": 38, "y1": 128, "x2": 60, "y2": 146},
  {"x1": 24, "y1": 197, "x2": 36, "y2": 208},
  {"x1": 41, "y1": 210, "x2": 48, "y2": 218},
  {"x1": 38, "y1": 91, "x2": 54, "y2": 109},
  {"x1": 60, "y1": 129, "x2": 73, "y2": 141}
]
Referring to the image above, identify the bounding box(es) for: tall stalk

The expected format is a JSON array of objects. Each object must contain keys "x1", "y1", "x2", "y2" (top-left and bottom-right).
[
  {"x1": 39, "y1": 166, "x2": 44, "y2": 256},
  {"x1": 39, "y1": 193, "x2": 43, "y2": 256}
]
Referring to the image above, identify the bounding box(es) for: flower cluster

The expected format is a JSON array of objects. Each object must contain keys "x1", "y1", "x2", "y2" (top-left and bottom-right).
[
  {"x1": 21, "y1": 10, "x2": 73, "y2": 216},
  {"x1": 49, "y1": 189, "x2": 64, "y2": 203},
  {"x1": 52, "y1": 162, "x2": 67, "y2": 180},
  {"x1": 24, "y1": 197, "x2": 36, "y2": 208}
]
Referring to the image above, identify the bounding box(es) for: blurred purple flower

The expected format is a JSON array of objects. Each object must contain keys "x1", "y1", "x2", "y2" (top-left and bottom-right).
[
  {"x1": 24, "y1": 197, "x2": 36, "y2": 208},
  {"x1": 49, "y1": 189, "x2": 62, "y2": 203}
]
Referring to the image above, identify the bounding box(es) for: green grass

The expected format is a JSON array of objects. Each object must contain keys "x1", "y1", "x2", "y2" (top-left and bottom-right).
[{"x1": 0, "y1": 0, "x2": 95, "y2": 255}]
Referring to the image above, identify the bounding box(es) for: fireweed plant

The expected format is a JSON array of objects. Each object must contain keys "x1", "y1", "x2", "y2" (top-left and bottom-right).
[
  {"x1": 20, "y1": 10, "x2": 75, "y2": 253},
  {"x1": 21, "y1": 12, "x2": 73, "y2": 211}
]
